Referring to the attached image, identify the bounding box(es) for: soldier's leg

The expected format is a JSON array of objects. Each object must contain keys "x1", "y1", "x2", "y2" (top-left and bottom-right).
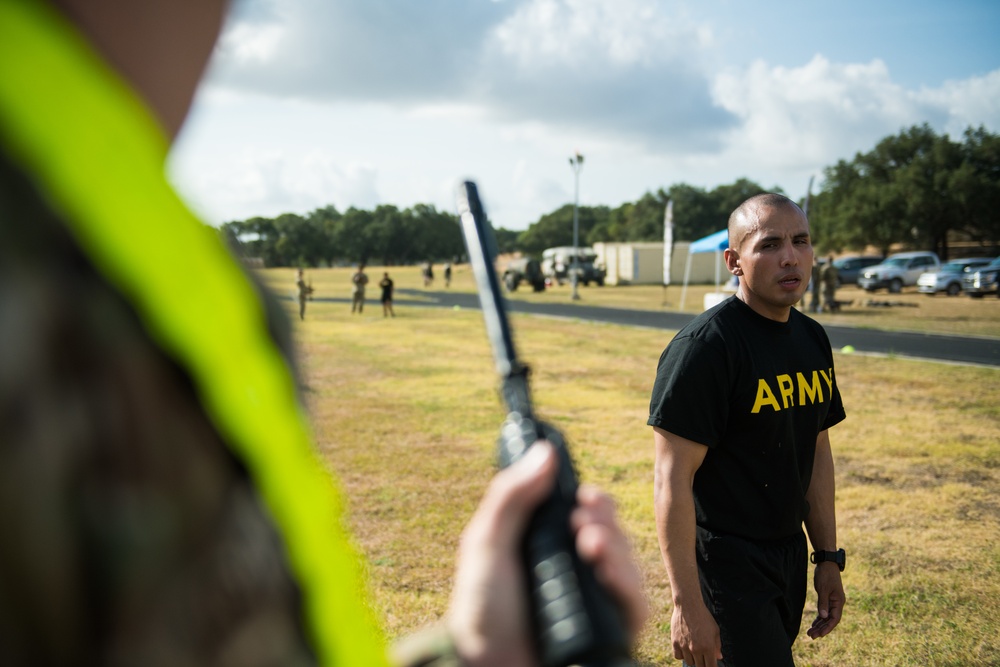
[{"x1": 696, "y1": 529, "x2": 806, "y2": 667}]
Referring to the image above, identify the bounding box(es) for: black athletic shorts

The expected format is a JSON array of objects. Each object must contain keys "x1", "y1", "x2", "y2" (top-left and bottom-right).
[{"x1": 689, "y1": 527, "x2": 808, "y2": 667}]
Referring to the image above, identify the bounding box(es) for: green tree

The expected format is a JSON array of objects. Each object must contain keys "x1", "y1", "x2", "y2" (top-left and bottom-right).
[
  {"x1": 274, "y1": 212, "x2": 327, "y2": 267},
  {"x1": 308, "y1": 205, "x2": 341, "y2": 266},
  {"x1": 401, "y1": 204, "x2": 464, "y2": 264},
  {"x1": 335, "y1": 207, "x2": 376, "y2": 264},
  {"x1": 366, "y1": 204, "x2": 407, "y2": 265},
  {"x1": 663, "y1": 184, "x2": 714, "y2": 241},
  {"x1": 228, "y1": 216, "x2": 281, "y2": 266},
  {"x1": 952, "y1": 126, "x2": 1000, "y2": 247},
  {"x1": 814, "y1": 124, "x2": 1000, "y2": 259},
  {"x1": 812, "y1": 156, "x2": 909, "y2": 256},
  {"x1": 664, "y1": 179, "x2": 774, "y2": 242},
  {"x1": 590, "y1": 190, "x2": 670, "y2": 244},
  {"x1": 517, "y1": 204, "x2": 610, "y2": 255},
  {"x1": 493, "y1": 227, "x2": 521, "y2": 255}
]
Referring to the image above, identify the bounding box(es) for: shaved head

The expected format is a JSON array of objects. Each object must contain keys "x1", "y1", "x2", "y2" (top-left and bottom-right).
[
  {"x1": 728, "y1": 194, "x2": 806, "y2": 251},
  {"x1": 723, "y1": 193, "x2": 813, "y2": 320}
]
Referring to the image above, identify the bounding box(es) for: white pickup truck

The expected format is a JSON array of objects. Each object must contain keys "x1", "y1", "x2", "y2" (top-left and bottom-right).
[{"x1": 858, "y1": 251, "x2": 940, "y2": 293}]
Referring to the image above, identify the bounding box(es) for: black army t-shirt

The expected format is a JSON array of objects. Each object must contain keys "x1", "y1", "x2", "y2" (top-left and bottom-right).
[{"x1": 648, "y1": 296, "x2": 846, "y2": 540}]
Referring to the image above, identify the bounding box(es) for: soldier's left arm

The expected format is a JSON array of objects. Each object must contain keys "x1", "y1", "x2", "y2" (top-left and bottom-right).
[{"x1": 804, "y1": 429, "x2": 846, "y2": 639}]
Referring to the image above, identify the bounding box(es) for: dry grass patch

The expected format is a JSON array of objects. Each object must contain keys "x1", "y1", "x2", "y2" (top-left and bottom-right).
[
  {"x1": 261, "y1": 268, "x2": 999, "y2": 665},
  {"x1": 803, "y1": 355, "x2": 1000, "y2": 666}
]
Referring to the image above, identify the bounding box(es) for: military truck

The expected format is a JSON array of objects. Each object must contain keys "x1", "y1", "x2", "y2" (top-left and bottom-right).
[
  {"x1": 502, "y1": 257, "x2": 546, "y2": 292},
  {"x1": 541, "y1": 246, "x2": 606, "y2": 287}
]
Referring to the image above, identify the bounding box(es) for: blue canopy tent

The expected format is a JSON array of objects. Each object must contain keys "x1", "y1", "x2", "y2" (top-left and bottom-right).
[
  {"x1": 688, "y1": 228, "x2": 729, "y2": 253},
  {"x1": 679, "y1": 229, "x2": 729, "y2": 310}
]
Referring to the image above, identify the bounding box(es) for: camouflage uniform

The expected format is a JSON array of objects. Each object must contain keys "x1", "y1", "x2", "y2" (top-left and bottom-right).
[
  {"x1": 821, "y1": 262, "x2": 839, "y2": 312},
  {"x1": 0, "y1": 151, "x2": 457, "y2": 667},
  {"x1": 297, "y1": 271, "x2": 311, "y2": 320},
  {"x1": 0, "y1": 150, "x2": 315, "y2": 666},
  {"x1": 809, "y1": 260, "x2": 821, "y2": 313}
]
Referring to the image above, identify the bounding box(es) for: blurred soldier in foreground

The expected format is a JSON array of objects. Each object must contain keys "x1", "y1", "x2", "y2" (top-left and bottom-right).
[{"x1": 0, "y1": 1, "x2": 646, "y2": 665}]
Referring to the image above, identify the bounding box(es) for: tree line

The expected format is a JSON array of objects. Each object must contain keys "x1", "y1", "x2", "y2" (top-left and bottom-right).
[
  {"x1": 221, "y1": 203, "x2": 465, "y2": 268},
  {"x1": 222, "y1": 125, "x2": 1000, "y2": 267},
  {"x1": 810, "y1": 125, "x2": 1000, "y2": 258}
]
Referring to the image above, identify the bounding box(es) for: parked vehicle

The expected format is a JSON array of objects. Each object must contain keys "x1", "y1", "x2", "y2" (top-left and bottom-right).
[
  {"x1": 917, "y1": 257, "x2": 993, "y2": 296},
  {"x1": 569, "y1": 259, "x2": 606, "y2": 287},
  {"x1": 502, "y1": 257, "x2": 546, "y2": 292},
  {"x1": 541, "y1": 246, "x2": 606, "y2": 286},
  {"x1": 831, "y1": 255, "x2": 883, "y2": 286},
  {"x1": 858, "y1": 251, "x2": 940, "y2": 293},
  {"x1": 962, "y1": 256, "x2": 1000, "y2": 298}
]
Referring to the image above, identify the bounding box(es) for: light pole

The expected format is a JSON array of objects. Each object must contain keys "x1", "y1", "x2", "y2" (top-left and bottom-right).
[{"x1": 569, "y1": 152, "x2": 584, "y2": 300}]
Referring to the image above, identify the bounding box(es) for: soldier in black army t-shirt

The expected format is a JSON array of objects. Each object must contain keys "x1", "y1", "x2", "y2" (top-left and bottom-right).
[{"x1": 649, "y1": 194, "x2": 847, "y2": 667}]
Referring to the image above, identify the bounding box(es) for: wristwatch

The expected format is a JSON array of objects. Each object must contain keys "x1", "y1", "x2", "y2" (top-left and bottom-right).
[{"x1": 810, "y1": 548, "x2": 846, "y2": 571}]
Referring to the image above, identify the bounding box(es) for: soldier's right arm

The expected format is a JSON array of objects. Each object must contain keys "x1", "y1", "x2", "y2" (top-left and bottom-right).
[{"x1": 653, "y1": 427, "x2": 723, "y2": 667}]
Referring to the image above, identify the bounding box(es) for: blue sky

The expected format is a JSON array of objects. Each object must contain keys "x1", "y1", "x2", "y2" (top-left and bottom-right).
[
  {"x1": 168, "y1": 0, "x2": 1000, "y2": 231},
  {"x1": 691, "y1": 0, "x2": 1000, "y2": 88}
]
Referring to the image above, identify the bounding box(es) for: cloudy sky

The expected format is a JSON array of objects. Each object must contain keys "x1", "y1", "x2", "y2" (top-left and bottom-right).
[{"x1": 167, "y1": 0, "x2": 1000, "y2": 231}]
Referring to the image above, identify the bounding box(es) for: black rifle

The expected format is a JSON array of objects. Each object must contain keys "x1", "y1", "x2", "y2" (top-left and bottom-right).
[{"x1": 456, "y1": 181, "x2": 631, "y2": 667}]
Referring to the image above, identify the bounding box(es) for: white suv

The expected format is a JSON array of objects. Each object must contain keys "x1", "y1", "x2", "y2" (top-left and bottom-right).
[
  {"x1": 917, "y1": 257, "x2": 992, "y2": 296},
  {"x1": 858, "y1": 251, "x2": 941, "y2": 293}
]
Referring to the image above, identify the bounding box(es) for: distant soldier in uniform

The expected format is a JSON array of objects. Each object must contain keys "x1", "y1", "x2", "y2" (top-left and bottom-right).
[
  {"x1": 821, "y1": 255, "x2": 840, "y2": 313},
  {"x1": 422, "y1": 261, "x2": 434, "y2": 287},
  {"x1": 809, "y1": 256, "x2": 821, "y2": 313},
  {"x1": 296, "y1": 268, "x2": 314, "y2": 320},
  {"x1": 351, "y1": 264, "x2": 369, "y2": 314},
  {"x1": 380, "y1": 271, "x2": 395, "y2": 318}
]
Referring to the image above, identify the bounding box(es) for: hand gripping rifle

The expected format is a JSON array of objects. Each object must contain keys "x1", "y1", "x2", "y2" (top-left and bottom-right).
[{"x1": 456, "y1": 181, "x2": 631, "y2": 667}]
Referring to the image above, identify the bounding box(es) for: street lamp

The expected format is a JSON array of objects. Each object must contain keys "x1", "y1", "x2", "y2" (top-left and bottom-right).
[{"x1": 569, "y1": 152, "x2": 584, "y2": 301}]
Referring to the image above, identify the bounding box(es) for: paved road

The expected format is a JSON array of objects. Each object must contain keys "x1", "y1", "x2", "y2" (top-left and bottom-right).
[{"x1": 384, "y1": 289, "x2": 1000, "y2": 368}]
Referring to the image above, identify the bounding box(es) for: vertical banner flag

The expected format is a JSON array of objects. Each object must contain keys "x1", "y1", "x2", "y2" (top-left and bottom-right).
[
  {"x1": 803, "y1": 175, "x2": 814, "y2": 218},
  {"x1": 662, "y1": 200, "x2": 674, "y2": 286}
]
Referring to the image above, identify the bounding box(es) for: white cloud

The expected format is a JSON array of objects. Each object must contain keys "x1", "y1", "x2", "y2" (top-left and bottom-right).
[
  {"x1": 173, "y1": 148, "x2": 381, "y2": 222},
  {"x1": 209, "y1": 0, "x2": 736, "y2": 150},
  {"x1": 213, "y1": 0, "x2": 507, "y2": 100},
  {"x1": 491, "y1": 0, "x2": 684, "y2": 68},
  {"x1": 474, "y1": 0, "x2": 733, "y2": 149},
  {"x1": 217, "y1": 20, "x2": 286, "y2": 63},
  {"x1": 916, "y1": 69, "x2": 1000, "y2": 138},
  {"x1": 709, "y1": 55, "x2": 999, "y2": 177}
]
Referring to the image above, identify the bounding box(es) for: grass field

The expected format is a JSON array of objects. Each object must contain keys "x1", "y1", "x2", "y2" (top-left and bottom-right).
[{"x1": 262, "y1": 266, "x2": 999, "y2": 666}]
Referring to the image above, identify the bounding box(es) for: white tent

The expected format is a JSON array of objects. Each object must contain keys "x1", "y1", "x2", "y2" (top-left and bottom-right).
[{"x1": 679, "y1": 229, "x2": 729, "y2": 310}]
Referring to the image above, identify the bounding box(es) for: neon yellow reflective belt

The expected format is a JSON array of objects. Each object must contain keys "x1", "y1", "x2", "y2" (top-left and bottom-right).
[{"x1": 0, "y1": 3, "x2": 387, "y2": 664}]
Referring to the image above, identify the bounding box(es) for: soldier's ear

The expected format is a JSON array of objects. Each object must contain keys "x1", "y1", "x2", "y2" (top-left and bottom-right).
[{"x1": 724, "y1": 248, "x2": 742, "y2": 275}]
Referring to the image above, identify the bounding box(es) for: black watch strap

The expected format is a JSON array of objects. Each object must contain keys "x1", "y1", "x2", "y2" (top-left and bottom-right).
[{"x1": 810, "y1": 548, "x2": 846, "y2": 571}]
